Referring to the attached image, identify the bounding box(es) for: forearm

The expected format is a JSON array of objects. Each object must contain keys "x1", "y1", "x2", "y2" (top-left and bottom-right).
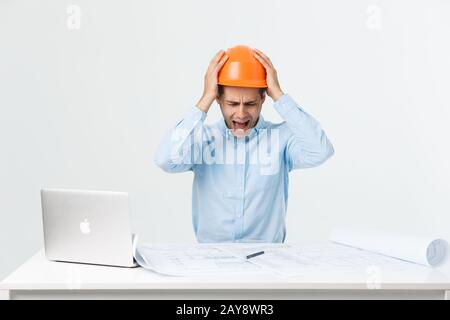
[
  {"x1": 154, "y1": 106, "x2": 206, "y2": 173},
  {"x1": 274, "y1": 94, "x2": 334, "y2": 169}
]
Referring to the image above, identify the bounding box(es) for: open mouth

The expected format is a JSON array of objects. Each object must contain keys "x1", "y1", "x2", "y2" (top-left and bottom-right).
[
  {"x1": 230, "y1": 120, "x2": 251, "y2": 138},
  {"x1": 232, "y1": 120, "x2": 250, "y2": 130}
]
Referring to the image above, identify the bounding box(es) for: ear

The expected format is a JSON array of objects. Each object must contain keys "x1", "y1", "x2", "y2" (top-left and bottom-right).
[{"x1": 261, "y1": 91, "x2": 266, "y2": 104}]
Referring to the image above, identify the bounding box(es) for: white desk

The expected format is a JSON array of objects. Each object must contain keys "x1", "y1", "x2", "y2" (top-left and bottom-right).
[{"x1": 2, "y1": 249, "x2": 450, "y2": 300}]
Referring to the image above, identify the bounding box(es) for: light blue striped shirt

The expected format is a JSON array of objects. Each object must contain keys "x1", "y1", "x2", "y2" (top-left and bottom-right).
[{"x1": 155, "y1": 94, "x2": 334, "y2": 243}]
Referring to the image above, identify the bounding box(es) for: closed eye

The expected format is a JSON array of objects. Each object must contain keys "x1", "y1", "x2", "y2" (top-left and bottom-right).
[{"x1": 225, "y1": 101, "x2": 257, "y2": 106}]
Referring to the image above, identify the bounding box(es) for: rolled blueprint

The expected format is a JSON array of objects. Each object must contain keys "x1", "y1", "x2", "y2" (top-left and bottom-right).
[{"x1": 330, "y1": 226, "x2": 448, "y2": 267}]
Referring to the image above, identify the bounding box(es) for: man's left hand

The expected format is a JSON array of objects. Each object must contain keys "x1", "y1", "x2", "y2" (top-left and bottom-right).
[{"x1": 253, "y1": 48, "x2": 284, "y2": 101}]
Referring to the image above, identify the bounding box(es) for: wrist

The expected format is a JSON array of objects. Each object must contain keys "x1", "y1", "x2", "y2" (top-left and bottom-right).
[
  {"x1": 271, "y1": 88, "x2": 284, "y2": 101},
  {"x1": 196, "y1": 94, "x2": 215, "y2": 113}
]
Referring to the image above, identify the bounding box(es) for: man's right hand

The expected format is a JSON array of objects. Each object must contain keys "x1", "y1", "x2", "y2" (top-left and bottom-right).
[{"x1": 196, "y1": 50, "x2": 228, "y2": 113}]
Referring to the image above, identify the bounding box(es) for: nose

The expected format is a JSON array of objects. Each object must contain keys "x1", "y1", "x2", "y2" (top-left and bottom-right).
[{"x1": 236, "y1": 103, "x2": 247, "y2": 118}]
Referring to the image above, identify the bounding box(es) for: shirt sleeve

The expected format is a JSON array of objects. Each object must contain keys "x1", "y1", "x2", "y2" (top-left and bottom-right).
[
  {"x1": 154, "y1": 105, "x2": 207, "y2": 173},
  {"x1": 273, "y1": 94, "x2": 334, "y2": 171}
]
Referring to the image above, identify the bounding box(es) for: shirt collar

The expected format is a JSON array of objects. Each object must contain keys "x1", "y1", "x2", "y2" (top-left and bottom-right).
[{"x1": 218, "y1": 114, "x2": 266, "y2": 140}]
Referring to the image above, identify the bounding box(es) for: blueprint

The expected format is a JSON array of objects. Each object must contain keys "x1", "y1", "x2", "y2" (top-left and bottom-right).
[{"x1": 133, "y1": 236, "x2": 447, "y2": 277}]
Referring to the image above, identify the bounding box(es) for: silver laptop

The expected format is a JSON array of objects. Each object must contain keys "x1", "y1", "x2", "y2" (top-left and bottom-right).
[{"x1": 41, "y1": 188, "x2": 136, "y2": 267}]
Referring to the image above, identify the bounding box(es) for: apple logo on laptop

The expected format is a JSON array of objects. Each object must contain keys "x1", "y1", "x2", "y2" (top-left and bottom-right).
[{"x1": 80, "y1": 218, "x2": 91, "y2": 235}]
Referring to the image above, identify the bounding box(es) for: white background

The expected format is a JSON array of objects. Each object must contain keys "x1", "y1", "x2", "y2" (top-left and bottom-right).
[{"x1": 1, "y1": 0, "x2": 450, "y2": 280}]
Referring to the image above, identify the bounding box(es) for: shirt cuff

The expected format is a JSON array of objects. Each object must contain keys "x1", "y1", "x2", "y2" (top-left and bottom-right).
[
  {"x1": 193, "y1": 105, "x2": 208, "y2": 122},
  {"x1": 273, "y1": 94, "x2": 303, "y2": 119},
  {"x1": 174, "y1": 105, "x2": 207, "y2": 128}
]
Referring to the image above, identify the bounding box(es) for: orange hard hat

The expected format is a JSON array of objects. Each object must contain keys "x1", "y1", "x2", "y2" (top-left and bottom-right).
[{"x1": 218, "y1": 45, "x2": 267, "y2": 88}]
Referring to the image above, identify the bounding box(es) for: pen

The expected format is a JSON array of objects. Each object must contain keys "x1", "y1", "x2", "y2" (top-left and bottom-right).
[{"x1": 246, "y1": 250, "x2": 265, "y2": 259}]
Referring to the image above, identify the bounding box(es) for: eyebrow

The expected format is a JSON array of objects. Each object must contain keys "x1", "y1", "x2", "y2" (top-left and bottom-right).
[{"x1": 225, "y1": 100, "x2": 257, "y2": 104}]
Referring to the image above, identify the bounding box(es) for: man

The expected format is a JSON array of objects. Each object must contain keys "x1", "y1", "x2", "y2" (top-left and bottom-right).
[{"x1": 155, "y1": 46, "x2": 334, "y2": 243}]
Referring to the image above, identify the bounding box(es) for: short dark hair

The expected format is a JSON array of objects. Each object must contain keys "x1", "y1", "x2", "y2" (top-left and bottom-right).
[{"x1": 217, "y1": 85, "x2": 266, "y2": 98}]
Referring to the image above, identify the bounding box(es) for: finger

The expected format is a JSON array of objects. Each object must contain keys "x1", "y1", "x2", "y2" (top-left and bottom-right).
[
  {"x1": 253, "y1": 52, "x2": 271, "y2": 70},
  {"x1": 254, "y1": 48, "x2": 274, "y2": 68},
  {"x1": 253, "y1": 51, "x2": 272, "y2": 70},
  {"x1": 253, "y1": 48, "x2": 271, "y2": 63},
  {"x1": 213, "y1": 54, "x2": 229, "y2": 73},
  {"x1": 254, "y1": 50, "x2": 274, "y2": 70},
  {"x1": 210, "y1": 50, "x2": 225, "y2": 65},
  {"x1": 207, "y1": 50, "x2": 225, "y2": 72}
]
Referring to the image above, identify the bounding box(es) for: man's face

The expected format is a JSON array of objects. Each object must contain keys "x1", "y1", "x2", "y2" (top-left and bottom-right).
[{"x1": 216, "y1": 86, "x2": 265, "y2": 138}]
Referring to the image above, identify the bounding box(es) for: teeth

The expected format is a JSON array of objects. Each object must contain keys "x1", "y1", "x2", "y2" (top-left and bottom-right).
[{"x1": 231, "y1": 120, "x2": 250, "y2": 138}]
